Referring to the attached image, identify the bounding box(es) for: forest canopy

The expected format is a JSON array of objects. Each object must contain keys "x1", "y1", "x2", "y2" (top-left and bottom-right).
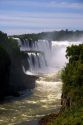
[{"x1": 12, "y1": 30, "x2": 83, "y2": 41}]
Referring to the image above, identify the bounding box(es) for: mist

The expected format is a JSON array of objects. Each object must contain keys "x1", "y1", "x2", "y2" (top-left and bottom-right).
[{"x1": 17, "y1": 38, "x2": 83, "y2": 75}]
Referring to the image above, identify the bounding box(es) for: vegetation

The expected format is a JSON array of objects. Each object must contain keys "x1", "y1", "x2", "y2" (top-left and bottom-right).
[
  {"x1": 40, "y1": 44, "x2": 83, "y2": 125},
  {"x1": 12, "y1": 30, "x2": 83, "y2": 41},
  {"x1": 39, "y1": 105, "x2": 83, "y2": 125},
  {"x1": 58, "y1": 45, "x2": 83, "y2": 125},
  {"x1": 62, "y1": 44, "x2": 83, "y2": 104},
  {"x1": 51, "y1": 105, "x2": 83, "y2": 125}
]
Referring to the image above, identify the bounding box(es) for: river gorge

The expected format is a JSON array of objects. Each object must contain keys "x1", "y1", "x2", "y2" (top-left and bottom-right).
[{"x1": 0, "y1": 39, "x2": 82, "y2": 125}]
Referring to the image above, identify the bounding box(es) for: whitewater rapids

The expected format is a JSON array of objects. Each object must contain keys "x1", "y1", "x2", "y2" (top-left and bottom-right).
[{"x1": 0, "y1": 72, "x2": 62, "y2": 125}]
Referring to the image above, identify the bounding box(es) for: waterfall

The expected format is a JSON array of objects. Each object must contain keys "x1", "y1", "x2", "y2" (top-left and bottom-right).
[
  {"x1": 26, "y1": 52, "x2": 47, "y2": 74},
  {"x1": 17, "y1": 39, "x2": 51, "y2": 75},
  {"x1": 14, "y1": 38, "x2": 82, "y2": 75}
]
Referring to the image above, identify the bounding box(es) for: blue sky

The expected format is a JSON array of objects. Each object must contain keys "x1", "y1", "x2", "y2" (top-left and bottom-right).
[{"x1": 0, "y1": 0, "x2": 83, "y2": 35}]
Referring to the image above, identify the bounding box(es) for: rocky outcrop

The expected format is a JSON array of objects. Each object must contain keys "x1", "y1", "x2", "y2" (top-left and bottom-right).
[
  {"x1": 39, "y1": 93, "x2": 72, "y2": 125},
  {"x1": 39, "y1": 112, "x2": 60, "y2": 125},
  {"x1": 0, "y1": 32, "x2": 38, "y2": 99},
  {"x1": 8, "y1": 49, "x2": 38, "y2": 96},
  {"x1": 61, "y1": 94, "x2": 72, "y2": 109}
]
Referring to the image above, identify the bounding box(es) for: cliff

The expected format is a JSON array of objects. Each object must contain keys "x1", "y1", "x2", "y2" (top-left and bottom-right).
[
  {"x1": 39, "y1": 44, "x2": 83, "y2": 125},
  {"x1": 0, "y1": 31, "x2": 37, "y2": 100}
]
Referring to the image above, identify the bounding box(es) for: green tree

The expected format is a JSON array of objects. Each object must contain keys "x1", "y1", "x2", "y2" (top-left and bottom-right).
[{"x1": 61, "y1": 44, "x2": 83, "y2": 105}]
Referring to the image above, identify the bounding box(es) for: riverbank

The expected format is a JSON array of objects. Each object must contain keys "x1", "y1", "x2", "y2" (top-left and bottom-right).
[
  {"x1": 39, "y1": 105, "x2": 83, "y2": 125},
  {"x1": 39, "y1": 107, "x2": 62, "y2": 125},
  {"x1": 39, "y1": 44, "x2": 83, "y2": 125}
]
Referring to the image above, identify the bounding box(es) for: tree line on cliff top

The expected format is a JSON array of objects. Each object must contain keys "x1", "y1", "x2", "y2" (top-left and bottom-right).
[{"x1": 13, "y1": 29, "x2": 83, "y2": 41}]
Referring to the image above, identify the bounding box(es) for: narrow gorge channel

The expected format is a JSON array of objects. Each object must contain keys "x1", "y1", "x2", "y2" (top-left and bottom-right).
[{"x1": 0, "y1": 39, "x2": 81, "y2": 125}]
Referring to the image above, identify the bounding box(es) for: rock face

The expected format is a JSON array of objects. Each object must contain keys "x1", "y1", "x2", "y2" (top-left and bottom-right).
[
  {"x1": 8, "y1": 46, "x2": 38, "y2": 96},
  {"x1": 61, "y1": 94, "x2": 71, "y2": 108},
  {"x1": 61, "y1": 93, "x2": 75, "y2": 109},
  {"x1": 0, "y1": 32, "x2": 38, "y2": 99},
  {"x1": 0, "y1": 46, "x2": 11, "y2": 100},
  {"x1": 9, "y1": 52, "x2": 37, "y2": 91},
  {"x1": 39, "y1": 112, "x2": 60, "y2": 125}
]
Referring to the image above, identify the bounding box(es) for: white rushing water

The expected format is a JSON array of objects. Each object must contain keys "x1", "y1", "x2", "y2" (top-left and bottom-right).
[
  {"x1": 18, "y1": 39, "x2": 82, "y2": 75},
  {"x1": 0, "y1": 72, "x2": 62, "y2": 125},
  {"x1": 0, "y1": 39, "x2": 82, "y2": 125}
]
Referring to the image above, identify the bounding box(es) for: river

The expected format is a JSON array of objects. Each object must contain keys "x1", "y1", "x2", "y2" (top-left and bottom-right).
[
  {"x1": 0, "y1": 40, "x2": 81, "y2": 125},
  {"x1": 0, "y1": 72, "x2": 62, "y2": 125}
]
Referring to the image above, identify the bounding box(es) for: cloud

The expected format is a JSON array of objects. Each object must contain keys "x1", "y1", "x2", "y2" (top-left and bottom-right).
[
  {"x1": 0, "y1": 10, "x2": 83, "y2": 18},
  {"x1": 1, "y1": 0, "x2": 83, "y2": 9},
  {"x1": 0, "y1": 12, "x2": 83, "y2": 29},
  {"x1": 0, "y1": 0, "x2": 83, "y2": 35},
  {"x1": 47, "y1": 1, "x2": 83, "y2": 9},
  {"x1": 0, "y1": 10, "x2": 83, "y2": 35}
]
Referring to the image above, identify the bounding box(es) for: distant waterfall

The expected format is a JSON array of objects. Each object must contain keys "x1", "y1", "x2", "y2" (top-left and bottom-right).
[
  {"x1": 17, "y1": 38, "x2": 51, "y2": 75},
  {"x1": 14, "y1": 38, "x2": 82, "y2": 75}
]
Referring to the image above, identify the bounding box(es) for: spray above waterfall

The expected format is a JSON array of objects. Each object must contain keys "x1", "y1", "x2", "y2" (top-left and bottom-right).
[{"x1": 14, "y1": 38, "x2": 82, "y2": 75}]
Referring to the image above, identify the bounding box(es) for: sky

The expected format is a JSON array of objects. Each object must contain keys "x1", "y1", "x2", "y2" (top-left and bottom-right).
[{"x1": 0, "y1": 0, "x2": 83, "y2": 35}]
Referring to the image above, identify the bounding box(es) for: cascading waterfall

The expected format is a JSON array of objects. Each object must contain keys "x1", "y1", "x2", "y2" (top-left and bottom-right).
[
  {"x1": 26, "y1": 52, "x2": 47, "y2": 74},
  {"x1": 16, "y1": 38, "x2": 82, "y2": 75},
  {"x1": 18, "y1": 38, "x2": 51, "y2": 75}
]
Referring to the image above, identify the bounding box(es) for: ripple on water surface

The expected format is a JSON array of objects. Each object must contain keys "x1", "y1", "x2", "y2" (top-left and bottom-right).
[{"x1": 0, "y1": 72, "x2": 62, "y2": 125}]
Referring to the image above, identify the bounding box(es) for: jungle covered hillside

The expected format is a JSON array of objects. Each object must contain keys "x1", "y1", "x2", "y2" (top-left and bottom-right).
[{"x1": 40, "y1": 44, "x2": 83, "y2": 125}]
